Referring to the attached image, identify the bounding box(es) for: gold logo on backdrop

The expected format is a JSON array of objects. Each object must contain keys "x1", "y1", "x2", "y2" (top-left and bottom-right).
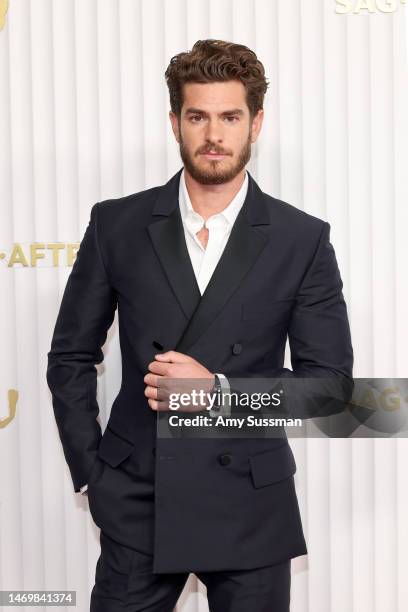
[
  {"x1": 355, "y1": 385, "x2": 402, "y2": 411},
  {"x1": 0, "y1": 0, "x2": 9, "y2": 31},
  {"x1": 0, "y1": 389, "x2": 18, "y2": 428},
  {"x1": 0, "y1": 243, "x2": 80, "y2": 267},
  {"x1": 335, "y1": 0, "x2": 405, "y2": 13}
]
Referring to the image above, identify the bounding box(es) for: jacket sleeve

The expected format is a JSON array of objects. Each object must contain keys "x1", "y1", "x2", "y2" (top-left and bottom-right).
[
  {"x1": 46, "y1": 203, "x2": 117, "y2": 492},
  {"x1": 287, "y1": 221, "x2": 353, "y2": 379},
  {"x1": 228, "y1": 221, "x2": 354, "y2": 420},
  {"x1": 280, "y1": 220, "x2": 354, "y2": 418}
]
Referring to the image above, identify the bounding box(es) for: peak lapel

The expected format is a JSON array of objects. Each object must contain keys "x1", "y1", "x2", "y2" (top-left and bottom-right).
[
  {"x1": 147, "y1": 169, "x2": 201, "y2": 321},
  {"x1": 175, "y1": 172, "x2": 270, "y2": 353}
]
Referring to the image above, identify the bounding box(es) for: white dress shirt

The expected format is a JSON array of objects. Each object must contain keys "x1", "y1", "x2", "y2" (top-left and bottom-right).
[
  {"x1": 80, "y1": 169, "x2": 248, "y2": 495},
  {"x1": 178, "y1": 168, "x2": 248, "y2": 295}
]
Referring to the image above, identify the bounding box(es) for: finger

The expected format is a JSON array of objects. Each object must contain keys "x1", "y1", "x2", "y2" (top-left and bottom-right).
[
  {"x1": 147, "y1": 361, "x2": 167, "y2": 374},
  {"x1": 143, "y1": 372, "x2": 160, "y2": 387},
  {"x1": 148, "y1": 398, "x2": 159, "y2": 410},
  {"x1": 148, "y1": 398, "x2": 170, "y2": 411},
  {"x1": 154, "y1": 350, "x2": 194, "y2": 364},
  {"x1": 144, "y1": 385, "x2": 158, "y2": 400},
  {"x1": 148, "y1": 361, "x2": 170, "y2": 376}
]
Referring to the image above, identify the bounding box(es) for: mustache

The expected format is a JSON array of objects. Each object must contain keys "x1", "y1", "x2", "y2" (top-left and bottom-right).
[{"x1": 197, "y1": 146, "x2": 232, "y2": 156}]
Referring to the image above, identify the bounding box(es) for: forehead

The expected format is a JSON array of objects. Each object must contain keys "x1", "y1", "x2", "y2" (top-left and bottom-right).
[{"x1": 181, "y1": 80, "x2": 248, "y2": 113}]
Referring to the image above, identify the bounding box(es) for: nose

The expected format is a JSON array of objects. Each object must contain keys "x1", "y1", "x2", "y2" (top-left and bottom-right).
[{"x1": 204, "y1": 118, "x2": 223, "y2": 145}]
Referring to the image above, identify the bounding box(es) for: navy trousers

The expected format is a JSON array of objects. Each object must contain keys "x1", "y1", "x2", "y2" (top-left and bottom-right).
[{"x1": 90, "y1": 531, "x2": 291, "y2": 612}]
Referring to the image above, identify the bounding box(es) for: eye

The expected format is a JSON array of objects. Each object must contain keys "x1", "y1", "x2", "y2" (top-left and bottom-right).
[
  {"x1": 190, "y1": 115, "x2": 203, "y2": 123},
  {"x1": 224, "y1": 116, "x2": 238, "y2": 123}
]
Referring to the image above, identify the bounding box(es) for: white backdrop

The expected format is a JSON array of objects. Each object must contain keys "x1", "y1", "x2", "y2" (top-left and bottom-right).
[{"x1": 1, "y1": 1, "x2": 408, "y2": 611}]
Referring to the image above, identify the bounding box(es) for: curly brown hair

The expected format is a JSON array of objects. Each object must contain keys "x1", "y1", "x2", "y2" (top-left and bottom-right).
[{"x1": 165, "y1": 39, "x2": 269, "y2": 119}]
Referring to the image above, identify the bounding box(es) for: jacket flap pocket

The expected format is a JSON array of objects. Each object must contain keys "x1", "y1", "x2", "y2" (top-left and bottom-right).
[
  {"x1": 249, "y1": 443, "x2": 296, "y2": 488},
  {"x1": 97, "y1": 425, "x2": 135, "y2": 468}
]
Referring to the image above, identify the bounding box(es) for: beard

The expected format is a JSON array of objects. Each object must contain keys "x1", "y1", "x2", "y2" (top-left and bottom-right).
[{"x1": 179, "y1": 131, "x2": 252, "y2": 185}]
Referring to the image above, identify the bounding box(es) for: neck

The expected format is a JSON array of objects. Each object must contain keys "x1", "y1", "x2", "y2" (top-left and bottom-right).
[{"x1": 183, "y1": 168, "x2": 246, "y2": 222}]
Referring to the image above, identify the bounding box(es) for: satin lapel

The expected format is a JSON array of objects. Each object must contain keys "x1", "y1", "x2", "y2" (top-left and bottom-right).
[
  {"x1": 175, "y1": 173, "x2": 270, "y2": 353},
  {"x1": 147, "y1": 169, "x2": 201, "y2": 321}
]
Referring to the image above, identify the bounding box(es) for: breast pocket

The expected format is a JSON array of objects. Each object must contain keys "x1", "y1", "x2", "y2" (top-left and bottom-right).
[{"x1": 241, "y1": 298, "x2": 296, "y2": 327}]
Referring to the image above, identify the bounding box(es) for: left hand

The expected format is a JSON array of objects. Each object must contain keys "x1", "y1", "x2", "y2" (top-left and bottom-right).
[{"x1": 144, "y1": 351, "x2": 215, "y2": 411}]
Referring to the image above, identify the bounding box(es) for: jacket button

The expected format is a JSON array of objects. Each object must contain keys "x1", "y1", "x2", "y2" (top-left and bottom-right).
[
  {"x1": 153, "y1": 340, "x2": 164, "y2": 351},
  {"x1": 218, "y1": 453, "x2": 231, "y2": 466},
  {"x1": 232, "y1": 343, "x2": 242, "y2": 355},
  {"x1": 152, "y1": 447, "x2": 156, "y2": 457}
]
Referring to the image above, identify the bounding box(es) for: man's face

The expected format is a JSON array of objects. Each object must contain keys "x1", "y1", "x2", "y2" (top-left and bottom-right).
[{"x1": 169, "y1": 80, "x2": 263, "y2": 185}]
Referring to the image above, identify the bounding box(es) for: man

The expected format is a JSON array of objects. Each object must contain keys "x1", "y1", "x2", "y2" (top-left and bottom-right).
[{"x1": 47, "y1": 39, "x2": 353, "y2": 611}]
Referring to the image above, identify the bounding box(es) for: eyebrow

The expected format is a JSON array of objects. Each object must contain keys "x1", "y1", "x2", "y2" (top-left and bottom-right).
[{"x1": 184, "y1": 107, "x2": 245, "y2": 117}]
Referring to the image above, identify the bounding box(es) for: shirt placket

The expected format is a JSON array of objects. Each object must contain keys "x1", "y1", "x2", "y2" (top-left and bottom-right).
[{"x1": 197, "y1": 217, "x2": 226, "y2": 291}]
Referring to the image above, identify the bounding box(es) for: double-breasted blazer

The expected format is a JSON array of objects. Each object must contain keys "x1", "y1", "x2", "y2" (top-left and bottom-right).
[{"x1": 46, "y1": 167, "x2": 353, "y2": 573}]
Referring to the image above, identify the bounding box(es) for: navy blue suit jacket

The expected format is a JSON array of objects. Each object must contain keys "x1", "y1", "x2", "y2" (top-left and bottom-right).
[{"x1": 47, "y1": 168, "x2": 353, "y2": 572}]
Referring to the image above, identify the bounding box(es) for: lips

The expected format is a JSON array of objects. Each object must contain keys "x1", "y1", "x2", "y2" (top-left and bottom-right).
[{"x1": 201, "y1": 151, "x2": 227, "y2": 158}]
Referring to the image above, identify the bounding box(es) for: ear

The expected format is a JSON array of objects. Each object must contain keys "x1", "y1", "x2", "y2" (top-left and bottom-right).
[
  {"x1": 250, "y1": 109, "x2": 264, "y2": 143},
  {"x1": 169, "y1": 111, "x2": 181, "y2": 144}
]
